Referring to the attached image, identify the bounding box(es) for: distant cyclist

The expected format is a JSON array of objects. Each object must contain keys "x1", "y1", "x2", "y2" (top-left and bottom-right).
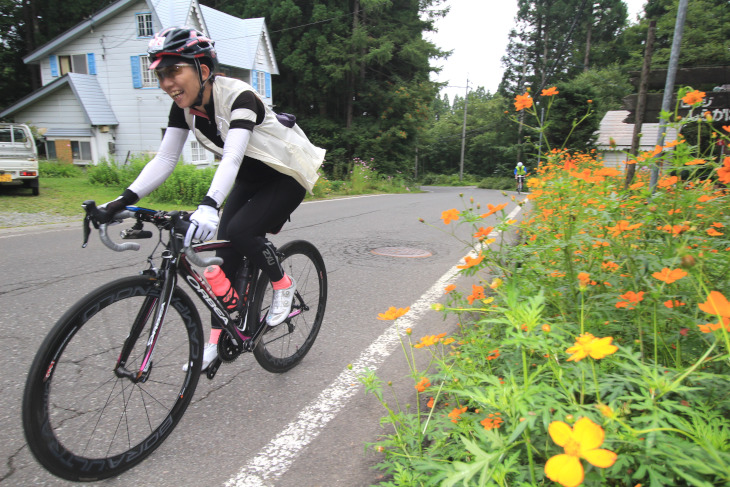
[{"x1": 514, "y1": 162, "x2": 527, "y2": 193}]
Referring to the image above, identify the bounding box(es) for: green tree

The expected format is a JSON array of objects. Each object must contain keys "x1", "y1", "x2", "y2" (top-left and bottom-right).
[{"x1": 205, "y1": 0, "x2": 448, "y2": 176}]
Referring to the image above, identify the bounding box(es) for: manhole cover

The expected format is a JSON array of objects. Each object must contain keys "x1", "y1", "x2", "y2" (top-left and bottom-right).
[{"x1": 370, "y1": 247, "x2": 432, "y2": 258}]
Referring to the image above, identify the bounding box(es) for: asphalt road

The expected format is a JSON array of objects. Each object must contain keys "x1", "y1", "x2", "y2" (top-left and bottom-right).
[{"x1": 0, "y1": 186, "x2": 522, "y2": 487}]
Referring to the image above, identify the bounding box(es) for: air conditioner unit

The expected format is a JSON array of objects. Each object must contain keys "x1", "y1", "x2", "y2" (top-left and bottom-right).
[{"x1": 108, "y1": 142, "x2": 116, "y2": 153}]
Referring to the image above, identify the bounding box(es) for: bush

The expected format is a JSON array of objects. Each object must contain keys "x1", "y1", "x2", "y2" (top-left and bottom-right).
[
  {"x1": 39, "y1": 161, "x2": 85, "y2": 178},
  {"x1": 364, "y1": 87, "x2": 730, "y2": 486},
  {"x1": 148, "y1": 163, "x2": 215, "y2": 206},
  {"x1": 477, "y1": 176, "x2": 515, "y2": 190}
]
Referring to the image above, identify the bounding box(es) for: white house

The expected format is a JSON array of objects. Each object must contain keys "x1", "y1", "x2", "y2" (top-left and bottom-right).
[
  {"x1": 0, "y1": 0, "x2": 278, "y2": 166},
  {"x1": 595, "y1": 110, "x2": 679, "y2": 168}
]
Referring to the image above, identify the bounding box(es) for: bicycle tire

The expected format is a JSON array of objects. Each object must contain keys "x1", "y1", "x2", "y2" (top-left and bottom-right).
[
  {"x1": 23, "y1": 275, "x2": 203, "y2": 481},
  {"x1": 252, "y1": 240, "x2": 327, "y2": 373}
]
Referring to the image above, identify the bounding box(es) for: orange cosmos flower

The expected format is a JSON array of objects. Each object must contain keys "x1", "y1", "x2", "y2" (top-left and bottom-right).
[
  {"x1": 545, "y1": 417, "x2": 617, "y2": 487},
  {"x1": 616, "y1": 291, "x2": 645, "y2": 309},
  {"x1": 657, "y1": 175, "x2": 679, "y2": 188},
  {"x1": 441, "y1": 208, "x2": 460, "y2": 225},
  {"x1": 566, "y1": 334, "x2": 618, "y2": 362},
  {"x1": 377, "y1": 306, "x2": 410, "y2": 320},
  {"x1": 480, "y1": 412, "x2": 504, "y2": 430},
  {"x1": 444, "y1": 284, "x2": 456, "y2": 294},
  {"x1": 606, "y1": 220, "x2": 643, "y2": 237},
  {"x1": 602, "y1": 261, "x2": 619, "y2": 271},
  {"x1": 698, "y1": 291, "x2": 730, "y2": 318},
  {"x1": 663, "y1": 299, "x2": 686, "y2": 309},
  {"x1": 681, "y1": 89, "x2": 705, "y2": 106},
  {"x1": 413, "y1": 333, "x2": 448, "y2": 348},
  {"x1": 651, "y1": 267, "x2": 688, "y2": 284},
  {"x1": 467, "y1": 284, "x2": 485, "y2": 304},
  {"x1": 426, "y1": 397, "x2": 434, "y2": 408},
  {"x1": 722, "y1": 125, "x2": 730, "y2": 133},
  {"x1": 684, "y1": 158, "x2": 706, "y2": 166},
  {"x1": 718, "y1": 157, "x2": 730, "y2": 184},
  {"x1": 514, "y1": 92, "x2": 533, "y2": 111},
  {"x1": 577, "y1": 272, "x2": 591, "y2": 289},
  {"x1": 415, "y1": 377, "x2": 431, "y2": 392},
  {"x1": 481, "y1": 202, "x2": 508, "y2": 218},
  {"x1": 473, "y1": 226, "x2": 495, "y2": 240},
  {"x1": 707, "y1": 228, "x2": 723, "y2": 236},
  {"x1": 541, "y1": 86, "x2": 559, "y2": 97},
  {"x1": 697, "y1": 318, "x2": 730, "y2": 334},
  {"x1": 486, "y1": 349, "x2": 500, "y2": 361},
  {"x1": 448, "y1": 406, "x2": 468, "y2": 423},
  {"x1": 457, "y1": 253, "x2": 484, "y2": 269}
]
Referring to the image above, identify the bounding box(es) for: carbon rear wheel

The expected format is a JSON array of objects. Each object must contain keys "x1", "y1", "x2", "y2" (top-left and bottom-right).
[{"x1": 253, "y1": 240, "x2": 327, "y2": 373}]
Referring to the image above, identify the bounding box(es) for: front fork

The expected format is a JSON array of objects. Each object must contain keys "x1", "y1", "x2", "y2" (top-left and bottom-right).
[{"x1": 114, "y1": 250, "x2": 177, "y2": 383}]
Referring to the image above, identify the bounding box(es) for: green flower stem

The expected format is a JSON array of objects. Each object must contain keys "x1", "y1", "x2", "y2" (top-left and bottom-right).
[
  {"x1": 590, "y1": 360, "x2": 601, "y2": 402},
  {"x1": 523, "y1": 428, "x2": 537, "y2": 485}
]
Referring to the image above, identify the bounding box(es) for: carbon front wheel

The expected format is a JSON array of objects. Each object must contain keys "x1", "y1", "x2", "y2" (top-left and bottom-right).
[
  {"x1": 253, "y1": 240, "x2": 327, "y2": 373},
  {"x1": 22, "y1": 276, "x2": 203, "y2": 481}
]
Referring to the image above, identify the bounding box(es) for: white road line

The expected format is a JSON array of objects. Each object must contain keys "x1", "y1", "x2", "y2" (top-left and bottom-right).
[{"x1": 225, "y1": 203, "x2": 524, "y2": 487}]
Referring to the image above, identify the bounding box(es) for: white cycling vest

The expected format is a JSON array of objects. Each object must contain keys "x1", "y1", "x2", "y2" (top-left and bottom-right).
[{"x1": 183, "y1": 77, "x2": 326, "y2": 193}]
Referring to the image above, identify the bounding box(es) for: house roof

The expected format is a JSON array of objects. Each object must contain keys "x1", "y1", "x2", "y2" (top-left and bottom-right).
[
  {"x1": 22, "y1": 0, "x2": 274, "y2": 73},
  {"x1": 595, "y1": 110, "x2": 679, "y2": 150},
  {"x1": 24, "y1": 0, "x2": 139, "y2": 64},
  {"x1": 0, "y1": 73, "x2": 118, "y2": 125},
  {"x1": 199, "y1": 7, "x2": 278, "y2": 74}
]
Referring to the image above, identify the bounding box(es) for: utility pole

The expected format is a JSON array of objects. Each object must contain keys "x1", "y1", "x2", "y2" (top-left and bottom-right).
[
  {"x1": 625, "y1": 20, "x2": 656, "y2": 188},
  {"x1": 650, "y1": 0, "x2": 689, "y2": 192},
  {"x1": 459, "y1": 78, "x2": 468, "y2": 182}
]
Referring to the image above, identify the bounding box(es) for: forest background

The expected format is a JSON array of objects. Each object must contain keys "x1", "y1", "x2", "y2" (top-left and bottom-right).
[{"x1": 0, "y1": 0, "x2": 728, "y2": 182}]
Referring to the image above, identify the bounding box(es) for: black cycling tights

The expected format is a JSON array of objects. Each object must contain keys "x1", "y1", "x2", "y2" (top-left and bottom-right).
[{"x1": 216, "y1": 173, "x2": 306, "y2": 292}]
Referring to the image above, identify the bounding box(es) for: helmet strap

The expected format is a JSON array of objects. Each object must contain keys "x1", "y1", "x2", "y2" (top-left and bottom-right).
[{"x1": 192, "y1": 59, "x2": 211, "y2": 108}]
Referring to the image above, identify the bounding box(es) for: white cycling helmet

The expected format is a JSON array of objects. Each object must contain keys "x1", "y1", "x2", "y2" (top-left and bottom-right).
[{"x1": 517, "y1": 162, "x2": 523, "y2": 167}]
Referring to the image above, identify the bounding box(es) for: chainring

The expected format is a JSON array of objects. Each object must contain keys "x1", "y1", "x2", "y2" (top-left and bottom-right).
[{"x1": 218, "y1": 329, "x2": 244, "y2": 362}]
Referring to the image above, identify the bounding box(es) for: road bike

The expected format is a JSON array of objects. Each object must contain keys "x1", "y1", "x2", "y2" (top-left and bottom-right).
[
  {"x1": 516, "y1": 175, "x2": 525, "y2": 194},
  {"x1": 22, "y1": 202, "x2": 327, "y2": 481}
]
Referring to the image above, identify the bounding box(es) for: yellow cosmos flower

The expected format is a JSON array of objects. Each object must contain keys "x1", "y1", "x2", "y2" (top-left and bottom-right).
[
  {"x1": 566, "y1": 334, "x2": 618, "y2": 362},
  {"x1": 545, "y1": 417, "x2": 617, "y2": 487}
]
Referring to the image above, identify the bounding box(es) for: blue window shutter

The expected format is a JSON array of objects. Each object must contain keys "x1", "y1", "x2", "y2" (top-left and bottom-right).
[
  {"x1": 49, "y1": 55, "x2": 59, "y2": 77},
  {"x1": 87, "y1": 53, "x2": 96, "y2": 75},
  {"x1": 251, "y1": 69, "x2": 258, "y2": 92},
  {"x1": 130, "y1": 56, "x2": 142, "y2": 88},
  {"x1": 265, "y1": 73, "x2": 271, "y2": 98}
]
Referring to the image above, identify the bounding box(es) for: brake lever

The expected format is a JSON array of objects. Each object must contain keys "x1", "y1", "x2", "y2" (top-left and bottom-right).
[{"x1": 81, "y1": 200, "x2": 99, "y2": 248}]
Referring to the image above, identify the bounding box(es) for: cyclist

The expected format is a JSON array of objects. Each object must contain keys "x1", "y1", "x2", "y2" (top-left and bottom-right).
[
  {"x1": 97, "y1": 27, "x2": 325, "y2": 370},
  {"x1": 514, "y1": 161, "x2": 527, "y2": 191}
]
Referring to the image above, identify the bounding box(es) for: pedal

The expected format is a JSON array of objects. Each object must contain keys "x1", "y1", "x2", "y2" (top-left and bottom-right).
[{"x1": 206, "y1": 357, "x2": 222, "y2": 380}]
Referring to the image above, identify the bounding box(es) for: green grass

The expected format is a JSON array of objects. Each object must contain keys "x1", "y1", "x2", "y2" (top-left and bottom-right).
[{"x1": 0, "y1": 178, "x2": 196, "y2": 218}]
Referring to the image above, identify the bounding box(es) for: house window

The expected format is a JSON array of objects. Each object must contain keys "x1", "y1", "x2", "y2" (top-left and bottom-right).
[
  {"x1": 136, "y1": 13, "x2": 154, "y2": 37},
  {"x1": 71, "y1": 141, "x2": 92, "y2": 161},
  {"x1": 139, "y1": 56, "x2": 157, "y2": 88},
  {"x1": 58, "y1": 54, "x2": 89, "y2": 75},
  {"x1": 257, "y1": 71, "x2": 266, "y2": 96},
  {"x1": 190, "y1": 140, "x2": 207, "y2": 163}
]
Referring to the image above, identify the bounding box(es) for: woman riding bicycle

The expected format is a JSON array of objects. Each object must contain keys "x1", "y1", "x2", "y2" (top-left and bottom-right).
[{"x1": 97, "y1": 27, "x2": 325, "y2": 370}]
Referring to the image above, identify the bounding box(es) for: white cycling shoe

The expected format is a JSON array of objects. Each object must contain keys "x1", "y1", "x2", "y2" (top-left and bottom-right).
[
  {"x1": 182, "y1": 342, "x2": 218, "y2": 372},
  {"x1": 266, "y1": 278, "x2": 296, "y2": 327}
]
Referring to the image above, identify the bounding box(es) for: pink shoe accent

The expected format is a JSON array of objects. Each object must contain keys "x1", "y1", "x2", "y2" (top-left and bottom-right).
[
  {"x1": 272, "y1": 274, "x2": 292, "y2": 291},
  {"x1": 209, "y1": 328, "x2": 222, "y2": 344}
]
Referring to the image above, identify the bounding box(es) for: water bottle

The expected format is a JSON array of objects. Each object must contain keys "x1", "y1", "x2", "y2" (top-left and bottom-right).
[{"x1": 204, "y1": 265, "x2": 239, "y2": 310}]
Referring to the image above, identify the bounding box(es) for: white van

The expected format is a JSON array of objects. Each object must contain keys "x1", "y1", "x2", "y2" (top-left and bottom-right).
[{"x1": 0, "y1": 123, "x2": 39, "y2": 196}]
